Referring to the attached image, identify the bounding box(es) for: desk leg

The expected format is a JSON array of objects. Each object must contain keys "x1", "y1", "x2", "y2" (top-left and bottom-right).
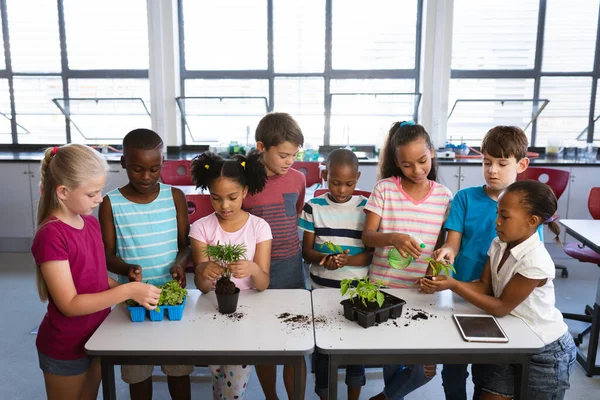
[
  {"x1": 513, "y1": 357, "x2": 530, "y2": 400},
  {"x1": 583, "y1": 302, "x2": 600, "y2": 376},
  {"x1": 328, "y1": 356, "x2": 338, "y2": 400},
  {"x1": 100, "y1": 359, "x2": 116, "y2": 400},
  {"x1": 294, "y1": 356, "x2": 303, "y2": 400}
]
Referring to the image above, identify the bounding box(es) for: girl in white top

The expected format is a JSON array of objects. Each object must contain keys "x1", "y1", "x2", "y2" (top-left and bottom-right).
[{"x1": 422, "y1": 180, "x2": 576, "y2": 400}]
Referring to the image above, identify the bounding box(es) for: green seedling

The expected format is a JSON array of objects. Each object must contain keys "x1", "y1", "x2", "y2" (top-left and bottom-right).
[
  {"x1": 321, "y1": 240, "x2": 343, "y2": 254},
  {"x1": 204, "y1": 241, "x2": 247, "y2": 280},
  {"x1": 126, "y1": 279, "x2": 187, "y2": 310},
  {"x1": 425, "y1": 257, "x2": 456, "y2": 277},
  {"x1": 340, "y1": 277, "x2": 385, "y2": 308}
]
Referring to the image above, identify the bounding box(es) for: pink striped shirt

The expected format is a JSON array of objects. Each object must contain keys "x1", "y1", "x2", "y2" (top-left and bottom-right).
[{"x1": 365, "y1": 177, "x2": 452, "y2": 288}]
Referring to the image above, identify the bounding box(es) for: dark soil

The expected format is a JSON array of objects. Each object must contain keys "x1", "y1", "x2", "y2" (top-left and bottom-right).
[
  {"x1": 345, "y1": 292, "x2": 403, "y2": 312},
  {"x1": 215, "y1": 277, "x2": 237, "y2": 295},
  {"x1": 277, "y1": 313, "x2": 312, "y2": 330},
  {"x1": 402, "y1": 307, "x2": 436, "y2": 327},
  {"x1": 227, "y1": 312, "x2": 245, "y2": 321}
]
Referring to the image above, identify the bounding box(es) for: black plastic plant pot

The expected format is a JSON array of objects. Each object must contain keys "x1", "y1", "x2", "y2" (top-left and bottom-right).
[
  {"x1": 425, "y1": 275, "x2": 433, "y2": 281},
  {"x1": 340, "y1": 291, "x2": 406, "y2": 329},
  {"x1": 216, "y1": 287, "x2": 240, "y2": 314}
]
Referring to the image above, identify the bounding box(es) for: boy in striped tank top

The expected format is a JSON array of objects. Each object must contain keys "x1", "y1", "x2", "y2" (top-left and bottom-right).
[
  {"x1": 99, "y1": 129, "x2": 192, "y2": 400},
  {"x1": 362, "y1": 121, "x2": 452, "y2": 400}
]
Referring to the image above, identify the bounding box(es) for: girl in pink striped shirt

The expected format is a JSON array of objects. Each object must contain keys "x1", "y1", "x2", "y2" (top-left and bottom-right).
[{"x1": 363, "y1": 121, "x2": 452, "y2": 400}]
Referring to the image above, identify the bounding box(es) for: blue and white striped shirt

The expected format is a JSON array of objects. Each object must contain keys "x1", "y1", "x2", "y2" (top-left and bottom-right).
[{"x1": 108, "y1": 183, "x2": 178, "y2": 286}]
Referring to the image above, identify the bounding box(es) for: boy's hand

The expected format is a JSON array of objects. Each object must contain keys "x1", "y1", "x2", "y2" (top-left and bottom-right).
[
  {"x1": 319, "y1": 254, "x2": 339, "y2": 270},
  {"x1": 170, "y1": 265, "x2": 187, "y2": 288},
  {"x1": 333, "y1": 250, "x2": 351, "y2": 268},
  {"x1": 433, "y1": 247, "x2": 455, "y2": 265},
  {"x1": 128, "y1": 282, "x2": 161, "y2": 310},
  {"x1": 229, "y1": 260, "x2": 258, "y2": 279},
  {"x1": 420, "y1": 275, "x2": 456, "y2": 292},
  {"x1": 128, "y1": 265, "x2": 143, "y2": 282},
  {"x1": 201, "y1": 261, "x2": 226, "y2": 282}
]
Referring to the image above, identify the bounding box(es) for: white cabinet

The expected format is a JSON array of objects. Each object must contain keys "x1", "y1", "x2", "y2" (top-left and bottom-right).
[
  {"x1": 459, "y1": 165, "x2": 485, "y2": 189},
  {"x1": 357, "y1": 165, "x2": 378, "y2": 193},
  {"x1": 0, "y1": 163, "x2": 34, "y2": 250},
  {"x1": 437, "y1": 165, "x2": 460, "y2": 194},
  {"x1": 565, "y1": 166, "x2": 600, "y2": 243}
]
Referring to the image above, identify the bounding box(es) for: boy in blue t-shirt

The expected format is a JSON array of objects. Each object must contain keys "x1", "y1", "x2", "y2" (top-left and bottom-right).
[
  {"x1": 428, "y1": 126, "x2": 540, "y2": 400},
  {"x1": 299, "y1": 149, "x2": 371, "y2": 400}
]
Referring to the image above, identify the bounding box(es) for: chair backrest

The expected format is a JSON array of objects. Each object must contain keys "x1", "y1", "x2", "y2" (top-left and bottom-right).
[
  {"x1": 516, "y1": 167, "x2": 570, "y2": 200},
  {"x1": 161, "y1": 160, "x2": 193, "y2": 186},
  {"x1": 186, "y1": 194, "x2": 214, "y2": 224},
  {"x1": 589, "y1": 187, "x2": 600, "y2": 219},
  {"x1": 291, "y1": 162, "x2": 323, "y2": 187},
  {"x1": 313, "y1": 188, "x2": 372, "y2": 198}
]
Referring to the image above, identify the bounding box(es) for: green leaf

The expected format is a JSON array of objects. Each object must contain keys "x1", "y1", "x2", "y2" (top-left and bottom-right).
[{"x1": 376, "y1": 291, "x2": 385, "y2": 307}]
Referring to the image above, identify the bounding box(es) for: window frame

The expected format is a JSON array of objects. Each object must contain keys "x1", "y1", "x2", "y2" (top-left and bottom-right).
[{"x1": 177, "y1": 0, "x2": 424, "y2": 147}]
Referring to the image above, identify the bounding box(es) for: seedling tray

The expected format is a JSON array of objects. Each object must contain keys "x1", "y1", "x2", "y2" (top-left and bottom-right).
[
  {"x1": 127, "y1": 297, "x2": 187, "y2": 322},
  {"x1": 340, "y1": 291, "x2": 406, "y2": 329}
]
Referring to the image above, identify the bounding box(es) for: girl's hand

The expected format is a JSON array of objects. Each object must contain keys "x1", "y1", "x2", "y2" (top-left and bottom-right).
[
  {"x1": 420, "y1": 275, "x2": 456, "y2": 292},
  {"x1": 229, "y1": 260, "x2": 258, "y2": 279},
  {"x1": 170, "y1": 264, "x2": 187, "y2": 288},
  {"x1": 433, "y1": 247, "x2": 455, "y2": 265},
  {"x1": 128, "y1": 265, "x2": 143, "y2": 282},
  {"x1": 415, "y1": 278, "x2": 437, "y2": 294},
  {"x1": 392, "y1": 233, "x2": 423, "y2": 259},
  {"x1": 128, "y1": 282, "x2": 161, "y2": 310},
  {"x1": 201, "y1": 261, "x2": 226, "y2": 282}
]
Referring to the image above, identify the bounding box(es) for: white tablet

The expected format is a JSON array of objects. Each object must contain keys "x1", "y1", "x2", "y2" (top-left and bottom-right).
[{"x1": 453, "y1": 314, "x2": 509, "y2": 343}]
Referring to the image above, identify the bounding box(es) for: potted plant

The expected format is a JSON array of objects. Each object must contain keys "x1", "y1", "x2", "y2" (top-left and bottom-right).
[
  {"x1": 339, "y1": 277, "x2": 406, "y2": 328},
  {"x1": 320, "y1": 240, "x2": 344, "y2": 263},
  {"x1": 204, "y1": 241, "x2": 247, "y2": 314},
  {"x1": 424, "y1": 257, "x2": 456, "y2": 280},
  {"x1": 127, "y1": 280, "x2": 188, "y2": 322}
]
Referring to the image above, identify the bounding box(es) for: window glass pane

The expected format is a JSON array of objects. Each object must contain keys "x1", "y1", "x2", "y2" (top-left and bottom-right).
[
  {"x1": 65, "y1": 79, "x2": 151, "y2": 144},
  {"x1": 183, "y1": 0, "x2": 267, "y2": 70},
  {"x1": 273, "y1": 0, "x2": 324, "y2": 73},
  {"x1": 182, "y1": 79, "x2": 269, "y2": 144},
  {"x1": 6, "y1": 0, "x2": 61, "y2": 72},
  {"x1": 448, "y1": 79, "x2": 535, "y2": 146},
  {"x1": 63, "y1": 0, "x2": 148, "y2": 69},
  {"x1": 274, "y1": 78, "x2": 324, "y2": 146},
  {"x1": 13, "y1": 77, "x2": 65, "y2": 144},
  {"x1": 452, "y1": 0, "x2": 538, "y2": 70},
  {"x1": 537, "y1": 77, "x2": 592, "y2": 147},
  {"x1": 332, "y1": 0, "x2": 417, "y2": 70},
  {"x1": 0, "y1": 13, "x2": 5, "y2": 70},
  {"x1": 330, "y1": 79, "x2": 415, "y2": 146},
  {"x1": 0, "y1": 79, "x2": 11, "y2": 143},
  {"x1": 542, "y1": 0, "x2": 599, "y2": 72}
]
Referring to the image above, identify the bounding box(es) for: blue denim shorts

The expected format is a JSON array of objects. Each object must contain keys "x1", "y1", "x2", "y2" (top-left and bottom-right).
[
  {"x1": 38, "y1": 350, "x2": 94, "y2": 376},
  {"x1": 472, "y1": 331, "x2": 576, "y2": 399},
  {"x1": 268, "y1": 251, "x2": 305, "y2": 289}
]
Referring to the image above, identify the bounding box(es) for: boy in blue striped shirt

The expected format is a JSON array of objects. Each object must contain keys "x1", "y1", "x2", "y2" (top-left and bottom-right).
[
  {"x1": 299, "y1": 149, "x2": 372, "y2": 400},
  {"x1": 99, "y1": 128, "x2": 192, "y2": 400}
]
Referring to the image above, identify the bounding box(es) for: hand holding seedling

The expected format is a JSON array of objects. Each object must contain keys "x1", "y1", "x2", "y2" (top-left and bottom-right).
[
  {"x1": 128, "y1": 265, "x2": 143, "y2": 282},
  {"x1": 128, "y1": 282, "x2": 161, "y2": 310},
  {"x1": 200, "y1": 261, "x2": 227, "y2": 282},
  {"x1": 169, "y1": 264, "x2": 187, "y2": 288},
  {"x1": 319, "y1": 249, "x2": 350, "y2": 270},
  {"x1": 420, "y1": 274, "x2": 457, "y2": 292},
  {"x1": 228, "y1": 260, "x2": 259, "y2": 279},
  {"x1": 392, "y1": 233, "x2": 423, "y2": 259},
  {"x1": 432, "y1": 247, "x2": 456, "y2": 265}
]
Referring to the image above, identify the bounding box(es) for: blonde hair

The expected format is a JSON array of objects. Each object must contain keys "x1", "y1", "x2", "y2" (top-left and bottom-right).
[{"x1": 35, "y1": 144, "x2": 109, "y2": 302}]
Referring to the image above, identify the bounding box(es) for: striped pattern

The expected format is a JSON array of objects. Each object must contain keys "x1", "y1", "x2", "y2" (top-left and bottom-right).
[
  {"x1": 108, "y1": 183, "x2": 178, "y2": 286},
  {"x1": 366, "y1": 177, "x2": 452, "y2": 288},
  {"x1": 299, "y1": 194, "x2": 369, "y2": 282}
]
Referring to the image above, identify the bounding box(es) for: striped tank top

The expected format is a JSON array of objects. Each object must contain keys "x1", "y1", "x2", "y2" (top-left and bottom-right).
[{"x1": 107, "y1": 183, "x2": 178, "y2": 286}]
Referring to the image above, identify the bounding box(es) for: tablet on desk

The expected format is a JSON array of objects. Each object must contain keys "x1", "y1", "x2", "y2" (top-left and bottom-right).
[{"x1": 453, "y1": 314, "x2": 509, "y2": 343}]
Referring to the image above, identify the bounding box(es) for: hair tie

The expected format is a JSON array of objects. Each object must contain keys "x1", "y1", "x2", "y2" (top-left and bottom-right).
[
  {"x1": 52, "y1": 146, "x2": 58, "y2": 156},
  {"x1": 544, "y1": 215, "x2": 557, "y2": 224},
  {"x1": 400, "y1": 121, "x2": 415, "y2": 127},
  {"x1": 204, "y1": 164, "x2": 210, "y2": 170},
  {"x1": 240, "y1": 161, "x2": 246, "y2": 169}
]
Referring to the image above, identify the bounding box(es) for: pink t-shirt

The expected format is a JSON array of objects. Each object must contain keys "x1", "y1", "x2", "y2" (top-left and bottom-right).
[
  {"x1": 189, "y1": 212, "x2": 273, "y2": 290},
  {"x1": 31, "y1": 215, "x2": 110, "y2": 360}
]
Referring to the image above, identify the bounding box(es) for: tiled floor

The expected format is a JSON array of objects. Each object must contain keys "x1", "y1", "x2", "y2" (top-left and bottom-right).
[{"x1": 1, "y1": 246, "x2": 599, "y2": 399}]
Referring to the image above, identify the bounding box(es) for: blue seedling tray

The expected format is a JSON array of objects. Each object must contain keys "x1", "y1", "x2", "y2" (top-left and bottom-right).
[{"x1": 127, "y1": 297, "x2": 187, "y2": 322}]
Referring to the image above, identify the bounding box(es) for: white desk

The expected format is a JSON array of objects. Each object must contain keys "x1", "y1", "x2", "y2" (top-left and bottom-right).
[
  {"x1": 559, "y1": 219, "x2": 600, "y2": 376},
  {"x1": 312, "y1": 289, "x2": 545, "y2": 400},
  {"x1": 86, "y1": 289, "x2": 314, "y2": 399}
]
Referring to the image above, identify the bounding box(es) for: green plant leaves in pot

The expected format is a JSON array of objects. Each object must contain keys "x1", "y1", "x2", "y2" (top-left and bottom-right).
[{"x1": 388, "y1": 247, "x2": 413, "y2": 270}]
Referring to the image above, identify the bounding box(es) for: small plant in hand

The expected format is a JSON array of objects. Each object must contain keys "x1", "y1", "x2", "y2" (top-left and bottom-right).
[
  {"x1": 425, "y1": 257, "x2": 456, "y2": 280},
  {"x1": 340, "y1": 277, "x2": 385, "y2": 309},
  {"x1": 127, "y1": 280, "x2": 187, "y2": 311},
  {"x1": 204, "y1": 241, "x2": 247, "y2": 295},
  {"x1": 321, "y1": 240, "x2": 343, "y2": 254}
]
